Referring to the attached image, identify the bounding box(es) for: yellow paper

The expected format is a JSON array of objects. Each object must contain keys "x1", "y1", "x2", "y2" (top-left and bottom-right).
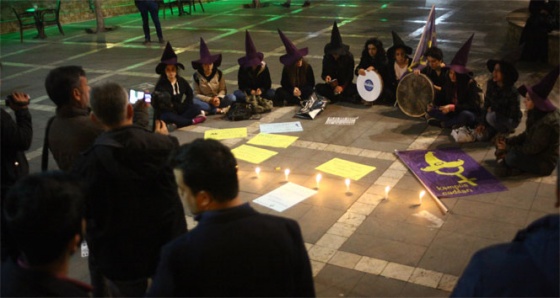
[
  {"x1": 247, "y1": 133, "x2": 299, "y2": 148},
  {"x1": 315, "y1": 158, "x2": 376, "y2": 181},
  {"x1": 204, "y1": 127, "x2": 247, "y2": 140},
  {"x1": 231, "y1": 145, "x2": 278, "y2": 164}
]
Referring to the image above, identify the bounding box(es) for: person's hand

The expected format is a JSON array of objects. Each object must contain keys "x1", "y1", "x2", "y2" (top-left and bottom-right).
[
  {"x1": 358, "y1": 69, "x2": 367, "y2": 76},
  {"x1": 366, "y1": 66, "x2": 375, "y2": 72},
  {"x1": 475, "y1": 124, "x2": 485, "y2": 134},
  {"x1": 256, "y1": 88, "x2": 262, "y2": 96},
  {"x1": 413, "y1": 69, "x2": 421, "y2": 75},
  {"x1": 211, "y1": 97, "x2": 220, "y2": 107},
  {"x1": 8, "y1": 92, "x2": 30, "y2": 111},
  {"x1": 250, "y1": 89, "x2": 256, "y2": 95},
  {"x1": 154, "y1": 119, "x2": 168, "y2": 135},
  {"x1": 293, "y1": 87, "x2": 301, "y2": 97},
  {"x1": 325, "y1": 75, "x2": 332, "y2": 83},
  {"x1": 496, "y1": 137, "x2": 506, "y2": 150},
  {"x1": 440, "y1": 62, "x2": 446, "y2": 68},
  {"x1": 433, "y1": 85, "x2": 442, "y2": 91},
  {"x1": 439, "y1": 105, "x2": 452, "y2": 114},
  {"x1": 334, "y1": 86, "x2": 343, "y2": 95}
]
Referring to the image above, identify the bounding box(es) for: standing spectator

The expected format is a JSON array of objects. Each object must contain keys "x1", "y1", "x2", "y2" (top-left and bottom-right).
[
  {"x1": 1, "y1": 91, "x2": 32, "y2": 262},
  {"x1": 147, "y1": 139, "x2": 315, "y2": 297},
  {"x1": 135, "y1": 0, "x2": 164, "y2": 45},
  {"x1": 234, "y1": 30, "x2": 275, "y2": 103},
  {"x1": 520, "y1": 0, "x2": 559, "y2": 62},
  {"x1": 281, "y1": 0, "x2": 311, "y2": 8},
  {"x1": 155, "y1": 42, "x2": 206, "y2": 128},
  {"x1": 274, "y1": 29, "x2": 315, "y2": 106},
  {"x1": 44, "y1": 66, "x2": 103, "y2": 172},
  {"x1": 315, "y1": 21, "x2": 358, "y2": 103},
  {"x1": 73, "y1": 82, "x2": 186, "y2": 297},
  {"x1": 355, "y1": 37, "x2": 390, "y2": 104},
  {"x1": 385, "y1": 31, "x2": 412, "y2": 104},
  {"x1": 1, "y1": 172, "x2": 92, "y2": 297}
]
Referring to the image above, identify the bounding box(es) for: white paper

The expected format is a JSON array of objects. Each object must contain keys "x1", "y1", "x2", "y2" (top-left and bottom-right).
[
  {"x1": 253, "y1": 182, "x2": 317, "y2": 212},
  {"x1": 260, "y1": 121, "x2": 303, "y2": 134},
  {"x1": 325, "y1": 117, "x2": 359, "y2": 125}
]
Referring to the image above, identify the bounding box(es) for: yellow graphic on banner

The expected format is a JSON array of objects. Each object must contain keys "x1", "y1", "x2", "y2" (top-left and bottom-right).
[
  {"x1": 315, "y1": 158, "x2": 376, "y2": 181},
  {"x1": 231, "y1": 145, "x2": 278, "y2": 164},
  {"x1": 204, "y1": 128, "x2": 247, "y2": 140},
  {"x1": 247, "y1": 133, "x2": 299, "y2": 148},
  {"x1": 420, "y1": 151, "x2": 477, "y2": 186}
]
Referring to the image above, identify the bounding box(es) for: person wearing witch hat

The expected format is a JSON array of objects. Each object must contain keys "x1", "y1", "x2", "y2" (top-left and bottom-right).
[
  {"x1": 234, "y1": 31, "x2": 275, "y2": 103},
  {"x1": 494, "y1": 66, "x2": 559, "y2": 177},
  {"x1": 192, "y1": 38, "x2": 236, "y2": 115},
  {"x1": 315, "y1": 21, "x2": 358, "y2": 103},
  {"x1": 154, "y1": 42, "x2": 206, "y2": 129},
  {"x1": 386, "y1": 31, "x2": 412, "y2": 104},
  {"x1": 274, "y1": 29, "x2": 315, "y2": 106},
  {"x1": 425, "y1": 34, "x2": 482, "y2": 129},
  {"x1": 355, "y1": 37, "x2": 390, "y2": 105},
  {"x1": 475, "y1": 49, "x2": 522, "y2": 142}
]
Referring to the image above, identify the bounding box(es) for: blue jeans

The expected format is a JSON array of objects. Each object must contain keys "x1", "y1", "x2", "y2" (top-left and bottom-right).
[
  {"x1": 427, "y1": 108, "x2": 477, "y2": 128},
  {"x1": 194, "y1": 94, "x2": 236, "y2": 114},
  {"x1": 160, "y1": 105, "x2": 202, "y2": 128},
  {"x1": 234, "y1": 89, "x2": 275, "y2": 103},
  {"x1": 135, "y1": 0, "x2": 162, "y2": 41}
]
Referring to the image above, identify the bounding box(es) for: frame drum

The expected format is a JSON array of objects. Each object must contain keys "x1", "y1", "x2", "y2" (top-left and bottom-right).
[
  {"x1": 357, "y1": 70, "x2": 383, "y2": 102},
  {"x1": 396, "y1": 73, "x2": 434, "y2": 117}
]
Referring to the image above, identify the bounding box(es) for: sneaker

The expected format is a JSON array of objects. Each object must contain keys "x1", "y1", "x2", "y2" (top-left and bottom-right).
[
  {"x1": 281, "y1": 2, "x2": 290, "y2": 8},
  {"x1": 192, "y1": 115, "x2": 207, "y2": 125},
  {"x1": 143, "y1": 39, "x2": 151, "y2": 45},
  {"x1": 219, "y1": 106, "x2": 231, "y2": 115},
  {"x1": 302, "y1": 1, "x2": 310, "y2": 7}
]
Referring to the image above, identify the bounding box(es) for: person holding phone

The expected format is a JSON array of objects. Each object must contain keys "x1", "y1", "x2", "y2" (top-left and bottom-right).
[{"x1": 154, "y1": 42, "x2": 206, "y2": 129}]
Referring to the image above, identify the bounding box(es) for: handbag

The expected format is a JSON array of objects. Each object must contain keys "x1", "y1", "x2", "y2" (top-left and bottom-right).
[
  {"x1": 451, "y1": 126, "x2": 476, "y2": 143},
  {"x1": 295, "y1": 93, "x2": 327, "y2": 120},
  {"x1": 225, "y1": 102, "x2": 254, "y2": 121}
]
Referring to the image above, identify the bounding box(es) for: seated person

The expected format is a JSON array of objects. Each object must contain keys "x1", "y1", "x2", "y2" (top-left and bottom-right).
[
  {"x1": 355, "y1": 37, "x2": 390, "y2": 104},
  {"x1": 385, "y1": 31, "x2": 412, "y2": 104},
  {"x1": 494, "y1": 66, "x2": 559, "y2": 177},
  {"x1": 148, "y1": 139, "x2": 315, "y2": 297},
  {"x1": 1, "y1": 172, "x2": 92, "y2": 297},
  {"x1": 315, "y1": 21, "x2": 358, "y2": 103},
  {"x1": 154, "y1": 42, "x2": 206, "y2": 128},
  {"x1": 234, "y1": 31, "x2": 275, "y2": 103},
  {"x1": 274, "y1": 29, "x2": 315, "y2": 106},
  {"x1": 414, "y1": 46, "x2": 448, "y2": 105},
  {"x1": 475, "y1": 58, "x2": 522, "y2": 141},
  {"x1": 192, "y1": 38, "x2": 236, "y2": 115},
  {"x1": 426, "y1": 35, "x2": 482, "y2": 128}
]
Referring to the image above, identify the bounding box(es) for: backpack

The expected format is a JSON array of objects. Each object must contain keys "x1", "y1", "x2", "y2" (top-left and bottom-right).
[{"x1": 225, "y1": 102, "x2": 254, "y2": 121}]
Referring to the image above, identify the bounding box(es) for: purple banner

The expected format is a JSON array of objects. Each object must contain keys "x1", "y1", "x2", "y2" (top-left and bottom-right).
[
  {"x1": 396, "y1": 148, "x2": 507, "y2": 198},
  {"x1": 409, "y1": 5, "x2": 437, "y2": 73}
]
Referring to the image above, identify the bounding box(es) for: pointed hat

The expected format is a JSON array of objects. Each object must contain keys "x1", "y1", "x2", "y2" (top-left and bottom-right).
[
  {"x1": 324, "y1": 21, "x2": 349, "y2": 55},
  {"x1": 278, "y1": 29, "x2": 309, "y2": 66},
  {"x1": 386, "y1": 31, "x2": 412, "y2": 59},
  {"x1": 191, "y1": 38, "x2": 222, "y2": 69},
  {"x1": 448, "y1": 34, "x2": 474, "y2": 74},
  {"x1": 238, "y1": 30, "x2": 264, "y2": 68},
  {"x1": 155, "y1": 42, "x2": 185, "y2": 75},
  {"x1": 518, "y1": 66, "x2": 559, "y2": 112}
]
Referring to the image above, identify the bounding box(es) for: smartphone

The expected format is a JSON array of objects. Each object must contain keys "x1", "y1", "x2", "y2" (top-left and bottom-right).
[
  {"x1": 129, "y1": 89, "x2": 148, "y2": 104},
  {"x1": 144, "y1": 93, "x2": 152, "y2": 103}
]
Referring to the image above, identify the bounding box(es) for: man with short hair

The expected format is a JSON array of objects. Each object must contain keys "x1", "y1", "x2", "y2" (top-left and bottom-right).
[
  {"x1": 73, "y1": 82, "x2": 186, "y2": 297},
  {"x1": 1, "y1": 172, "x2": 92, "y2": 297},
  {"x1": 148, "y1": 139, "x2": 315, "y2": 297},
  {"x1": 45, "y1": 65, "x2": 103, "y2": 171}
]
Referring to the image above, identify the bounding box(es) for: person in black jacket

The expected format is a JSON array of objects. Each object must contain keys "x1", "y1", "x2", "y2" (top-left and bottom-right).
[
  {"x1": 1, "y1": 172, "x2": 92, "y2": 297},
  {"x1": 385, "y1": 31, "x2": 413, "y2": 104},
  {"x1": 72, "y1": 82, "x2": 186, "y2": 297},
  {"x1": 1, "y1": 91, "x2": 32, "y2": 262},
  {"x1": 147, "y1": 139, "x2": 315, "y2": 297},
  {"x1": 155, "y1": 42, "x2": 206, "y2": 128},
  {"x1": 355, "y1": 37, "x2": 390, "y2": 104}
]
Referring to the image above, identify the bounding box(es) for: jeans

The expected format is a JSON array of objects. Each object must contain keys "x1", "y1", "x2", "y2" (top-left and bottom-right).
[
  {"x1": 194, "y1": 94, "x2": 236, "y2": 114},
  {"x1": 427, "y1": 108, "x2": 477, "y2": 128},
  {"x1": 160, "y1": 105, "x2": 203, "y2": 128},
  {"x1": 486, "y1": 111, "x2": 517, "y2": 133},
  {"x1": 135, "y1": 0, "x2": 163, "y2": 41}
]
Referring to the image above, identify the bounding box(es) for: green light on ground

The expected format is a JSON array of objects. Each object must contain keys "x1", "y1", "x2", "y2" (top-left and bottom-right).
[
  {"x1": 381, "y1": 4, "x2": 388, "y2": 9},
  {"x1": 380, "y1": 18, "x2": 388, "y2": 22}
]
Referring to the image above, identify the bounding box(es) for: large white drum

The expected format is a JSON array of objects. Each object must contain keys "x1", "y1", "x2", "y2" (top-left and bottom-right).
[{"x1": 357, "y1": 70, "x2": 383, "y2": 102}]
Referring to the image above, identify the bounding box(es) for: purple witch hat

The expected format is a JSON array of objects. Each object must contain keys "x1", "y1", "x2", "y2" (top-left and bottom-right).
[
  {"x1": 324, "y1": 21, "x2": 349, "y2": 55},
  {"x1": 278, "y1": 29, "x2": 309, "y2": 66},
  {"x1": 191, "y1": 38, "x2": 222, "y2": 70},
  {"x1": 386, "y1": 31, "x2": 412, "y2": 60},
  {"x1": 518, "y1": 66, "x2": 559, "y2": 112},
  {"x1": 155, "y1": 42, "x2": 185, "y2": 75},
  {"x1": 448, "y1": 34, "x2": 474, "y2": 74},
  {"x1": 238, "y1": 30, "x2": 264, "y2": 68}
]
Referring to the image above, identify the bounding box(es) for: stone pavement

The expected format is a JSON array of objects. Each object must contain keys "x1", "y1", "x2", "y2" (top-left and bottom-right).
[{"x1": 1, "y1": 0, "x2": 558, "y2": 296}]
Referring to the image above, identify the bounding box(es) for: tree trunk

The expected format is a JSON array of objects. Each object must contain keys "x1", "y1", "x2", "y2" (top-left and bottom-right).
[{"x1": 94, "y1": 0, "x2": 105, "y2": 32}]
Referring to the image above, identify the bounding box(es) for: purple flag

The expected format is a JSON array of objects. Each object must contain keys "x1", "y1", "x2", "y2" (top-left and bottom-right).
[
  {"x1": 409, "y1": 5, "x2": 437, "y2": 72},
  {"x1": 396, "y1": 148, "x2": 507, "y2": 199}
]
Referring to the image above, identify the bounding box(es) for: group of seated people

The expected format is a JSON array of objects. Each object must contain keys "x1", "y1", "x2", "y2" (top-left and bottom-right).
[{"x1": 1, "y1": 19, "x2": 558, "y2": 297}]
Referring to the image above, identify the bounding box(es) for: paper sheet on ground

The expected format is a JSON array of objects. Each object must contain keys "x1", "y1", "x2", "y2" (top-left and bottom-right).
[
  {"x1": 247, "y1": 133, "x2": 299, "y2": 148},
  {"x1": 315, "y1": 158, "x2": 376, "y2": 181},
  {"x1": 204, "y1": 127, "x2": 247, "y2": 140},
  {"x1": 253, "y1": 182, "x2": 317, "y2": 212},
  {"x1": 231, "y1": 144, "x2": 278, "y2": 164},
  {"x1": 325, "y1": 117, "x2": 359, "y2": 125},
  {"x1": 260, "y1": 121, "x2": 303, "y2": 134}
]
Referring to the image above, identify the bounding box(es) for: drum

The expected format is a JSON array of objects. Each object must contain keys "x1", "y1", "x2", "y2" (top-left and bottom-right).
[
  {"x1": 396, "y1": 73, "x2": 434, "y2": 117},
  {"x1": 357, "y1": 70, "x2": 383, "y2": 102}
]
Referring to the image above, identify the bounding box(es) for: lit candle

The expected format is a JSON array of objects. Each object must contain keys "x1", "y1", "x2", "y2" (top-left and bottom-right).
[
  {"x1": 345, "y1": 178, "x2": 351, "y2": 192},
  {"x1": 384, "y1": 186, "x2": 391, "y2": 199},
  {"x1": 316, "y1": 173, "x2": 322, "y2": 189},
  {"x1": 419, "y1": 190, "x2": 426, "y2": 204},
  {"x1": 284, "y1": 168, "x2": 290, "y2": 181},
  {"x1": 255, "y1": 167, "x2": 261, "y2": 178}
]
